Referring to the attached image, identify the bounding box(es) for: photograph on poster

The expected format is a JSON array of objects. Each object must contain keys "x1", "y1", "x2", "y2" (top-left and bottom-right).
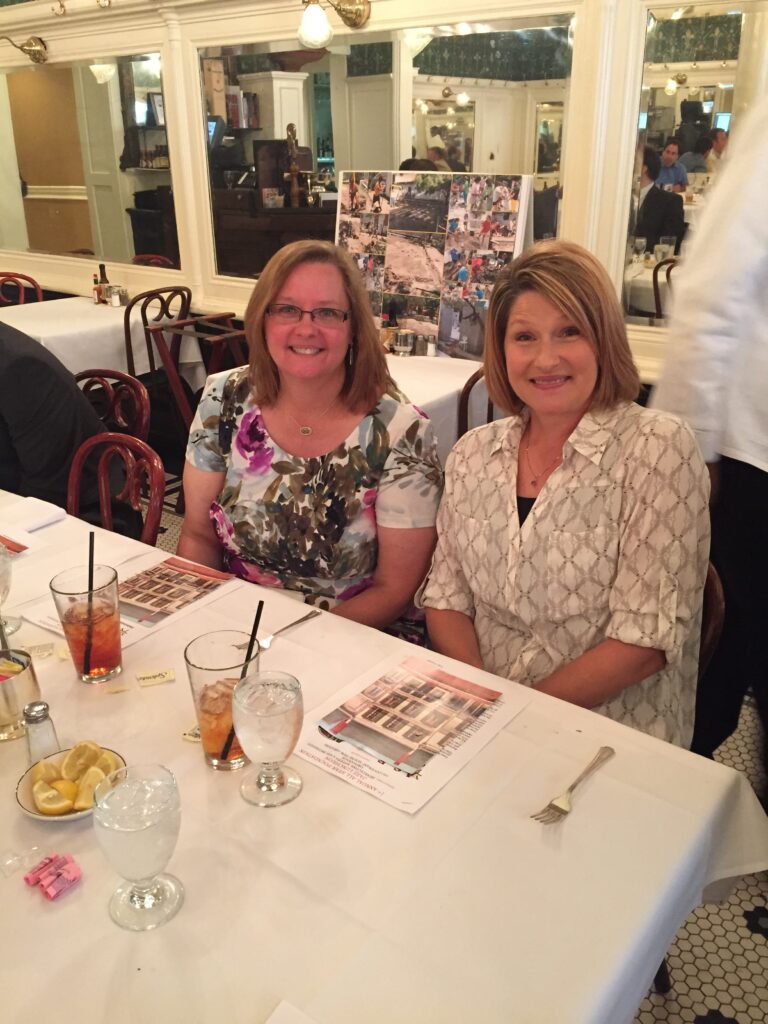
[
  {"x1": 384, "y1": 230, "x2": 445, "y2": 297},
  {"x1": 338, "y1": 212, "x2": 387, "y2": 256},
  {"x1": 389, "y1": 174, "x2": 450, "y2": 233},
  {"x1": 381, "y1": 293, "x2": 440, "y2": 339},
  {"x1": 336, "y1": 170, "x2": 531, "y2": 358}
]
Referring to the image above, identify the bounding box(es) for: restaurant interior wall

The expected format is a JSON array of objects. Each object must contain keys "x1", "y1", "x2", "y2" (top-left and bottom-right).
[{"x1": 0, "y1": 0, "x2": 763, "y2": 382}]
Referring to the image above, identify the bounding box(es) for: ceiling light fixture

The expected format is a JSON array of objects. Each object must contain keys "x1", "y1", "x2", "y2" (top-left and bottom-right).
[
  {"x1": 441, "y1": 85, "x2": 471, "y2": 106},
  {"x1": 297, "y1": 0, "x2": 371, "y2": 49},
  {"x1": 0, "y1": 35, "x2": 48, "y2": 64}
]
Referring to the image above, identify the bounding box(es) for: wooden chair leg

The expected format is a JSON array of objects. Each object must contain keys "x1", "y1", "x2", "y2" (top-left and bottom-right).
[{"x1": 653, "y1": 957, "x2": 672, "y2": 994}]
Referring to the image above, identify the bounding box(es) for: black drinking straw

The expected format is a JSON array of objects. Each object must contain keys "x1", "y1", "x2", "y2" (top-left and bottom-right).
[
  {"x1": 219, "y1": 599, "x2": 263, "y2": 760},
  {"x1": 83, "y1": 532, "x2": 95, "y2": 676}
]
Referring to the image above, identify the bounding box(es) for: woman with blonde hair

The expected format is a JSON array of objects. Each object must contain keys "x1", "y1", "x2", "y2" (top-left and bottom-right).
[
  {"x1": 179, "y1": 240, "x2": 442, "y2": 635},
  {"x1": 421, "y1": 240, "x2": 710, "y2": 744}
]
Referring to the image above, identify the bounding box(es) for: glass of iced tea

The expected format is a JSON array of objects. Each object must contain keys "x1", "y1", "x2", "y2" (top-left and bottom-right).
[
  {"x1": 49, "y1": 565, "x2": 122, "y2": 683},
  {"x1": 183, "y1": 630, "x2": 260, "y2": 771}
]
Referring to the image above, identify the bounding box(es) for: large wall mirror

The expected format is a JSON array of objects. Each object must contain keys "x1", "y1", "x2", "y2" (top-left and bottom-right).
[
  {"x1": 0, "y1": 53, "x2": 179, "y2": 269},
  {"x1": 198, "y1": 14, "x2": 573, "y2": 279},
  {"x1": 624, "y1": 3, "x2": 766, "y2": 326}
]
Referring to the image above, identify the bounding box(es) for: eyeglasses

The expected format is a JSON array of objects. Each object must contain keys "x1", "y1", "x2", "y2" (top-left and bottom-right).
[{"x1": 266, "y1": 304, "x2": 350, "y2": 326}]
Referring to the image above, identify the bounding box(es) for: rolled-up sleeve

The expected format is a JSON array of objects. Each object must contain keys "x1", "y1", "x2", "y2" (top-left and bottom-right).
[
  {"x1": 418, "y1": 446, "x2": 477, "y2": 616},
  {"x1": 604, "y1": 417, "x2": 710, "y2": 665}
]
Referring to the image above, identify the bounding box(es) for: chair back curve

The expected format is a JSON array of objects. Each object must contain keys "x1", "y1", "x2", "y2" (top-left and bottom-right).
[{"x1": 67, "y1": 432, "x2": 166, "y2": 546}]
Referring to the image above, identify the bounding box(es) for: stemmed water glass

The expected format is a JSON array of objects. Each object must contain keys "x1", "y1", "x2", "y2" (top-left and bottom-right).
[
  {"x1": 93, "y1": 764, "x2": 184, "y2": 931},
  {"x1": 0, "y1": 546, "x2": 21, "y2": 636},
  {"x1": 232, "y1": 671, "x2": 304, "y2": 807},
  {"x1": 632, "y1": 236, "x2": 647, "y2": 263}
]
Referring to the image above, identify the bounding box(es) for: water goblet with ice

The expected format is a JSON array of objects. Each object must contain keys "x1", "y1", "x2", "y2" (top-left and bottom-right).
[
  {"x1": 232, "y1": 671, "x2": 304, "y2": 807},
  {"x1": 93, "y1": 764, "x2": 184, "y2": 931}
]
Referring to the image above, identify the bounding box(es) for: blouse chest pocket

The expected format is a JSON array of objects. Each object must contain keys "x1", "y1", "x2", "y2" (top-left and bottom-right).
[{"x1": 546, "y1": 527, "x2": 619, "y2": 620}]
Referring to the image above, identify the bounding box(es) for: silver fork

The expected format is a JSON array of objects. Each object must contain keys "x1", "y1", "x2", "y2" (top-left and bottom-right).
[
  {"x1": 236, "y1": 608, "x2": 322, "y2": 652},
  {"x1": 530, "y1": 746, "x2": 615, "y2": 824}
]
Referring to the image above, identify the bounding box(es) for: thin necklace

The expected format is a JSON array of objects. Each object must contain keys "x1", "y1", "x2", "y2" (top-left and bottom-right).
[
  {"x1": 524, "y1": 436, "x2": 562, "y2": 487},
  {"x1": 283, "y1": 395, "x2": 339, "y2": 436}
]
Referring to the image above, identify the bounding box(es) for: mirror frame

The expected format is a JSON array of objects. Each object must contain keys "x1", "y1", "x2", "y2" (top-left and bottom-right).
[{"x1": 0, "y1": 0, "x2": 706, "y2": 381}]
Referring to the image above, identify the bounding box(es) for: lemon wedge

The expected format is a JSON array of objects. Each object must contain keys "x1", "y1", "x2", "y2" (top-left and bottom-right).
[
  {"x1": 51, "y1": 779, "x2": 78, "y2": 803},
  {"x1": 32, "y1": 780, "x2": 74, "y2": 816},
  {"x1": 61, "y1": 741, "x2": 102, "y2": 781},
  {"x1": 74, "y1": 765, "x2": 106, "y2": 811},
  {"x1": 95, "y1": 749, "x2": 121, "y2": 776},
  {"x1": 31, "y1": 758, "x2": 61, "y2": 785}
]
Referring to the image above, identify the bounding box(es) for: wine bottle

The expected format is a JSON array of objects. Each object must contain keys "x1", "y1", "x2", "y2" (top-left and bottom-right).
[{"x1": 98, "y1": 264, "x2": 109, "y2": 304}]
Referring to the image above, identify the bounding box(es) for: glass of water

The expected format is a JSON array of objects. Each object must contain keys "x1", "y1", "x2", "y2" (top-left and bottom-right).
[
  {"x1": 232, "y1": 671, "x2": 303, "y2": 807},
  {"x1": 93, "y1": 764, "x2": 184, "y2": 931},
  {"x1": 0, "y1": 546, "x2": 22, "y2": 636}
]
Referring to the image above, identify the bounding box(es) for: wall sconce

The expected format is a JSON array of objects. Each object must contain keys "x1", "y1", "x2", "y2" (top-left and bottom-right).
[
  {"x1": 90, "y1": 61, "x2": 117, "y2": 84},
  {"x1": 441, "y1": 85, "x2": 471, "y2": 106},
  {"x1": 297, "y1": 0, "x2": 371, "y2": 50},
  {"x1": 664, "y1": 72, "x2": 688, "y2": 96},
  {"x1": 0, "y1": 35, "x2": 48, "y2": 64}
]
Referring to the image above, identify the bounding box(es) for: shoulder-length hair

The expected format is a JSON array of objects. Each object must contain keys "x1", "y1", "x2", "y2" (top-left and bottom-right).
[
  {"x1": 484, "y1": 239, "x2": 640, "y2": 415},
  {"x1": 244, "y1": 239, "x2": 393, "y2": 410}
]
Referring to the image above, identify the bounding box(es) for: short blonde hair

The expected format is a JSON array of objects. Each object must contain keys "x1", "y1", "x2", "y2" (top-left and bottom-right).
[
  {"x1": 484, "y1": 239, "x2": 640, "y2": 414},
  {"x1": 244, "y1": 240, "x2": 393, "y2": 410}
]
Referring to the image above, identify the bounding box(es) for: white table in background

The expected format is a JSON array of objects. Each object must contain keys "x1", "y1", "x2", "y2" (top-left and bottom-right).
[
  {"x1": 385, "y1": 353, "x2": 486, "y2": 463},
  {"x1": 2, "y1": 494, "x2": 767, "y2": 1024},
  {"x1": 0, "y1": 296, "x2": 206, "y2": 389}
]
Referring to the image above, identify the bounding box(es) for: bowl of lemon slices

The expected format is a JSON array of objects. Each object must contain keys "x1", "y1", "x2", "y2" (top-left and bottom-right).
[{"x1": 16, "y1": 742, "x2": 126, "y2": 822}]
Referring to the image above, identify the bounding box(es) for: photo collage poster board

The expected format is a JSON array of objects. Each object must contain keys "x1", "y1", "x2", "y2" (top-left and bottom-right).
[{"x1": 336, "y1": 171, "x2": 533, "y2": 359}]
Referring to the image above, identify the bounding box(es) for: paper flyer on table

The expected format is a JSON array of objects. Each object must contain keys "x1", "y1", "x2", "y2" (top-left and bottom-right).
[
  {"x1": 21, "y1": 554, "x2": 237, "y2": 648},
  {"x1": 295, "y1": 653, "x2": 531, "y2": 813}
]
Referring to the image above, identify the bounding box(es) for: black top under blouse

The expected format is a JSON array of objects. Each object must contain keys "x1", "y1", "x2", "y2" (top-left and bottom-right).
[{"x1": 517, "y1": 495, "x2": 536, "y2": 526}]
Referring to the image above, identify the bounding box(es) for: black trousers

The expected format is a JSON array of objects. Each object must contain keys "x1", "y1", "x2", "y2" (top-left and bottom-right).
[{"x1": 691, "y1": 456, "x2": 768, "y2": 768}]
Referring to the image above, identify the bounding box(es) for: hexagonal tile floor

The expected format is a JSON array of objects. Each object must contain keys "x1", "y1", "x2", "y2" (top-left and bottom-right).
[
  {"x1": 156, "y1": 510, "x2": 768, "y2": 1024},
  {"x1": 634, "y1": 698, "x2": 767, "y2": 1024}
]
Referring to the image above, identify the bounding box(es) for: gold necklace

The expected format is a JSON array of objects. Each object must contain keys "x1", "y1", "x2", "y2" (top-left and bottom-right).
[
  {"x1": 524, "y1": 438, "x2": 562, "y2": 487},
  {"x1": 283, "y1": 395, "x2": 339, "y2": 436}
]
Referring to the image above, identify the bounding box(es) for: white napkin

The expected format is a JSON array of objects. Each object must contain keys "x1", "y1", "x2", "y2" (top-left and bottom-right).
[{"x1": 0, "y1": 497, "x2": 67, "y2": 532}]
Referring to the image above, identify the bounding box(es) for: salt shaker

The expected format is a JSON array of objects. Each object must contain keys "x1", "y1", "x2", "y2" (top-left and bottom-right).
[{"x1": 23, "y1": 701, "x2": 60, "y2": 764}]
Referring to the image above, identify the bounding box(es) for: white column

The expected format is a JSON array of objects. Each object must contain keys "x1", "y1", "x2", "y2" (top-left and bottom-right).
[
  {"x1": 0, "y1": 74, "x2": 29, "y2": 251},
  {"x1": 733, "y1": 2, "x2": 768, "y2": 127}
]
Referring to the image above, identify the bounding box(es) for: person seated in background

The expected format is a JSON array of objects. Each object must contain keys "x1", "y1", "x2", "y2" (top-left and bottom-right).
[
  {"x1": 0, "y1": 322, "x2": 143, "y2": 536},
  {"x1": 656, "y1": 137, "x2": 689, "y2": 193},
  {"x1": 680, "y1": 134, "x2": 713, "y2": 174},
  {"x1": 706, "y1": 127, "x2": 728, "y2": 173},
  {"x1": 179, "y1": 240, "x2": 443, "y2": 639},
  {"x1": 421, "y1": 240, "x2": 710, "y2": 746},
  {"x1": 399, "y1": 158, "x2": 438, "y2": 171},
  {"x1": 635, "y1": 145, "x2": 685, "y2": 253},
  {"x1": 426, "y1": 136, "x2": 452, "y2": 171}
]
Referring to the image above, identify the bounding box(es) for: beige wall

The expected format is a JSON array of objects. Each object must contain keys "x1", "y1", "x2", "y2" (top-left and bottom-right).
[{"x1": 7, "y1": 66, "x2": 92, "y2": 253}]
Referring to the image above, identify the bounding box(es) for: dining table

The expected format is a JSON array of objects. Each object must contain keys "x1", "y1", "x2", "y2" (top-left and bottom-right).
[
  {"x1": 385, "y1": 353, "x2": 489, "y2": 463},
  {"x1": 0, "y1": 296, "x2": 207, "y2": 390},
  {"x1": 1, "y1": 492, "x2": 767, "y2": 1024}
]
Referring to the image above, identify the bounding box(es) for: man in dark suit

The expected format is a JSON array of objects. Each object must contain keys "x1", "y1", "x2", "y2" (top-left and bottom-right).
[{"x1": 635, "y1": 146, "x2": 685, "y2": 253}]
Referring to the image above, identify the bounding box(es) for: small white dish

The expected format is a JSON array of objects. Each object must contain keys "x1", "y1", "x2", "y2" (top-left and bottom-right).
[{"x1": 15, "y1": 747, "x2": 126, "y2": 822}]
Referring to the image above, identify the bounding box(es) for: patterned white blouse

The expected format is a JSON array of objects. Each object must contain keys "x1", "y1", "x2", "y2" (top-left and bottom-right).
[{"x1": 420, "y1": 402, "x2": 711, "y2": 746}]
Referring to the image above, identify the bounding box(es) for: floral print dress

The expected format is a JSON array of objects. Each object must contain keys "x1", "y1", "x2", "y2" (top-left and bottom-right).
[{"x1": 186, "y1": 368, "x2": 443, "y2": 636}]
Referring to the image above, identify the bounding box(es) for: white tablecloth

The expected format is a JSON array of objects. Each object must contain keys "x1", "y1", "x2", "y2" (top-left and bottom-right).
[
  {"x1": 624, "y1": 264, "x2": 670, "y2": 316},
  {"x1": 0, "y1": 296, "x2": 206, "y2": 389},
  {"x1": 385, "y1": 354, "x2": 487, "y2": 463},
  {"x1": 2, "y1": 493, "x2": 767, "y2": 1024}
]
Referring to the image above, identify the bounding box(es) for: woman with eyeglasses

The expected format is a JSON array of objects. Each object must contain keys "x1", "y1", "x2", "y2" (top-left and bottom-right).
[{"x1": 178, "y1": 240, "x2": 442, "y2": 637}]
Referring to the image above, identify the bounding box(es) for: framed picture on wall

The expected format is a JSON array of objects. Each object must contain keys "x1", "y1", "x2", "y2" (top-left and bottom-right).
[{"x1": 148, "y1": 92, "x2": 165, "y2": 127}]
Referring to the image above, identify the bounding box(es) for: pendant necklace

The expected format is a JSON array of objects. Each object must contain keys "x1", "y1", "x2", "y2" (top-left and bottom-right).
[
  {"x1": 284, "y1": 395, "x2": 338, "y2": 436},
  {"x1": 524, "y1": 437, "x2": 562, "y2": 487}
]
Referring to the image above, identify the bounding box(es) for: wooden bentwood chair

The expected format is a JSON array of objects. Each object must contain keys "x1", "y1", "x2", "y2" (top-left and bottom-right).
[
  {"x1": 75, "y1": 369, "x2": 150, "y2": 442},
  {"x1": 457, "y1": 367, "x2": 496, "y2": 440},
  {"x1": 0, "y1": 272, "x2": 43, "y2": 305},
  {"x1": 651, "y1": 257, "x2": 678, "y2": 320},
  {"x1": 67, "y1": 433, "x2": 166, "y2": 546}
]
